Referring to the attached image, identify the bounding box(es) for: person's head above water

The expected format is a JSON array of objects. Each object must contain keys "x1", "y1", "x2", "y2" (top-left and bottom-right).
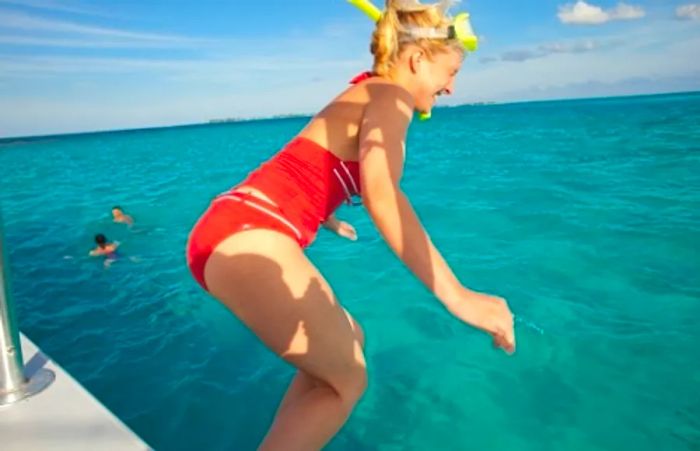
[
  {"x1": 353, "y1": 0, "x2": 478, "y2": 117},
  {"x1": 111, "y1": 205, "x2": 134, "y2": 225},
  {"x1": 94, "y1": 233, "x2": 108, "y2": 248},
  {"x1": 90, "y1": 233, "x2": 119, "y2": 259}
]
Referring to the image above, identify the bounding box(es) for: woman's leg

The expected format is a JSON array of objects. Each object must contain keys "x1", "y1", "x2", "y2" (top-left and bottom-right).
[
  {"x1": 274, "y1": 310, "x2": 365, "y2": 418},
  {"x1": 203, "y1": 229, "x2": 367, "y2": 451}
]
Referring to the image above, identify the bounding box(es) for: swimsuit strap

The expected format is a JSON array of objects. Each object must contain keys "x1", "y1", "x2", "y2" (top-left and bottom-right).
[{"x1": 349, "y1": 71, "x2": 374, "y2": 85}]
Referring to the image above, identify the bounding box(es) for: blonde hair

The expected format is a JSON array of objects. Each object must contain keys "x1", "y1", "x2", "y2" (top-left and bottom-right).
[{"x1": 371, "y1": 0, "x2": 462, "y2": 76}]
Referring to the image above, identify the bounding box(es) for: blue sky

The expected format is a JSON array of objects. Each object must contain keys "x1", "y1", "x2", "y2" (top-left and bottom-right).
[{"x1": 1, "y1": 0, "x2": 699, "y2": 138}]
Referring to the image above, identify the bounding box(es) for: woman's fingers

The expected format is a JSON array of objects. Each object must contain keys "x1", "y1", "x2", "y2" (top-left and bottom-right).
[{"x1": 338, "y1": 222, "x2": 358, "y2": 241}]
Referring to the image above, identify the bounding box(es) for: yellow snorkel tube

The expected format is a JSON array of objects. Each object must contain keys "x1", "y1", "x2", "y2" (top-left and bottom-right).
[
  {"x1": 347, "y1": 0, "x2": 478, "y2": 121},
  {"x1": 348, "y1": 0, "x2": 382, "y2": 21}
]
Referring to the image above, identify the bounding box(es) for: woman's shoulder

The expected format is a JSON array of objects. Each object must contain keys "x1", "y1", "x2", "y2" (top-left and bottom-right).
[
  {"x1": 325, "y1": 73, "x2": 408, "y2": 103},
  {"x1": 343, "y1": 79, "x2": 414, "y2": 122},
  {"x1": 349, "y1": 76, "x2": 412, "y2": 99},
  {"x1": 356, "y1": 80, "x2": 414, "y2": 126}
]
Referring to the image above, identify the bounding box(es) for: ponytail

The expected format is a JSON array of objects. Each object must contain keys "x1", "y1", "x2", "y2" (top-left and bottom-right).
[{"x1": 371, "y1": 1, "x2": 404, "y2": 76}]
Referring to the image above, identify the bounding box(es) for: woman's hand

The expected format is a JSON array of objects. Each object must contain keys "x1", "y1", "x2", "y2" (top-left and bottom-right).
[
  {"x1": 323, "y1": 215, "x2": 358, "y2": 241},
  {"x1": 335, "y1": 220, "x2": 357, "y2": 241},
  {"x1": 448, "y1": 289, "x2": 516, "y2": 354}
]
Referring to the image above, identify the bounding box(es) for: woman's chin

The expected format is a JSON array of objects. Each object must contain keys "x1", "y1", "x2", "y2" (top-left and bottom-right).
[{"x1": 416, "y1": 99, "x2": 434, "y2": 114}]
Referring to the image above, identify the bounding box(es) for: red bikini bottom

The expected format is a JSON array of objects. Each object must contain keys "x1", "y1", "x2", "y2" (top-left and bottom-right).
[{"x1": 186, "y1": 192, "x2": 307, "y2": 291}]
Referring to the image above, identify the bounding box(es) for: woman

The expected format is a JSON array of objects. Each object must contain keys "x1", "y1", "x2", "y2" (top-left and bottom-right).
[{"x1": 186, "y1": 1, "x2": 515, "y2": 449}]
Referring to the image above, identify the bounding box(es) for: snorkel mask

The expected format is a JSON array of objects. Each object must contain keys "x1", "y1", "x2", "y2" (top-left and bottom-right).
[{"x1": 348, "y1": 0, "x2": 478, "y2": 120}]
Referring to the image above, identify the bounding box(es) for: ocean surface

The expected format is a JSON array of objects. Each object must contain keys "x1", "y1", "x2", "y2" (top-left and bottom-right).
[{"x1": 1, "y1": 92, "x2": 698, "y2": 450}]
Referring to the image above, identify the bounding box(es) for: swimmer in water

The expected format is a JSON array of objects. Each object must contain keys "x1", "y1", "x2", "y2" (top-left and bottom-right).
[
  {"x1": 111, "y1": 206, "x2": 134, "y2": 226},
  {"x1": 90, "y1": 234, "x2": 119, "y2": 267},
  {"x1": 89, "y1": 234, "x2": 119, "y2": 268}
]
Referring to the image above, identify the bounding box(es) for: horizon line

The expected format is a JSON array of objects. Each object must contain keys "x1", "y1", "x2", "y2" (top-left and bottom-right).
[{"x1": 2, "y1": 89, "x2": 699, "y2": 143}]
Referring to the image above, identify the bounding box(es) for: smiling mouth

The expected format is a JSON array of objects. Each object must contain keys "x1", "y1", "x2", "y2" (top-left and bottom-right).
[{"x1": 433, "y1": 89, "x2": 448, "y2": 100}]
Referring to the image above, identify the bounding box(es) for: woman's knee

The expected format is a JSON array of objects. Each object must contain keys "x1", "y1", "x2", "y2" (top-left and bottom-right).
[
  {"x1": 335, "y1": 311, "x2": 367, "y2": 405},
  {"x1": 333, "y1": 365, "x2": 368, "y2": 409}
]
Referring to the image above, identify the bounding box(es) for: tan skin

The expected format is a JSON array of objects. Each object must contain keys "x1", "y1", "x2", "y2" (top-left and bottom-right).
[
  {"x1": 89, "y1": 242, "x2": 118, "y2": 257},
  {"x1": 112, "y1": 208, "x2": 133, "y2": 226},
  {"x1": 203, "y1": 44, "x2": 515, "y2": 451}
]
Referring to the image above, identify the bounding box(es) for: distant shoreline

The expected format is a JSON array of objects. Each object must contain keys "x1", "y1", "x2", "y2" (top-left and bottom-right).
[
  {"x1": 2, "y1": 90, "x2": 698, "y2": 143},
  {"x1": 208, "y1": 113, "x2": 309, "y2": 124}
]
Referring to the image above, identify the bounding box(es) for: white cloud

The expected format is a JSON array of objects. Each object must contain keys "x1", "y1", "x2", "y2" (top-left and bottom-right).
[
  {"x1": 559, "y1": 2, "x2": 607, "y2": 24},
  {"x1": 480, "y1": 38, "x2": 621, "y2": 63},
  {"x1": 454, "y1": 30, "x2": 700, "y2": 105},
  {"x1": 0, "y1": 34, "x2": 205, "y2": 48},
  {"x1": 0, "y1": 8, "x2": 196, "y2": 42},
  {"x1": 676, "y1": 4, "x2": 700, "y2": 20},
  {"x1": 0, "y1": 9, "x2": 366, "y2": 56},
  {"x1": 558, "y1": 1, "x2": 645, "y2": 25},
  {"x1": 0, "y1": 54, "x2": 363, "y2": 79},
  {"x1": 611, "y1": 3, "x2": 645, "y2": 20},
  {"x1": 0, "y1": 0, "x2": 106, "y2": 16}
]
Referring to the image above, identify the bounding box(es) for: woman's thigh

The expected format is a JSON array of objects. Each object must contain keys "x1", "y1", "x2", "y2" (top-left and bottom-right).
[{"x1": 203, "y1": 229, "x2": 366, "y2": 394}]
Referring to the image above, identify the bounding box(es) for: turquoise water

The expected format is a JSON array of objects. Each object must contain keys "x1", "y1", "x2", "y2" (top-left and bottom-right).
[{"x1": 1, "y1": 92, "x2": 698, "y2": 450}]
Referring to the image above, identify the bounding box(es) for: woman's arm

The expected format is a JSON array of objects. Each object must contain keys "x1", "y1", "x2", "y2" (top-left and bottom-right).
[
  {"x1": 358, "y1": 82, "x2": 514, "y2": 353},
  {"x1": 359, "y1": 83, "x2": 463, "y2": 304}
]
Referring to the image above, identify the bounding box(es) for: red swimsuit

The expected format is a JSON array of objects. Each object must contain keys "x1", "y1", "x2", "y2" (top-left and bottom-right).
[{"x1": 186, "y1": 137, "x2": 361, "y2": 291}]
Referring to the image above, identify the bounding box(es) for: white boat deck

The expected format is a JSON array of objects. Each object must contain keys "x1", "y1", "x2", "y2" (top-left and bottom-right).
[{"x1": 0, "y1": 334, "x2": 151, "y2": 451}]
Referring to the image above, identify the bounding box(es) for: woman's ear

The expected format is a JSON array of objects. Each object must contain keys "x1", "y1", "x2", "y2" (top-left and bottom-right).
[{"x1": 408, "y1": 49, "x2": 425, "y2": 74}]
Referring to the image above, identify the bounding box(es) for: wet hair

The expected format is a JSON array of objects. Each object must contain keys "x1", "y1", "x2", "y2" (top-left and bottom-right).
[
  {"x1": 94, "y1": 234, "x2": 108, "y2": 247},
  {"x1": 371, "y1": 0, "x2": 462, "y2": 76},
  {"x1": 112, "y1": 206, "x2": 123, "y2": 212}
]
